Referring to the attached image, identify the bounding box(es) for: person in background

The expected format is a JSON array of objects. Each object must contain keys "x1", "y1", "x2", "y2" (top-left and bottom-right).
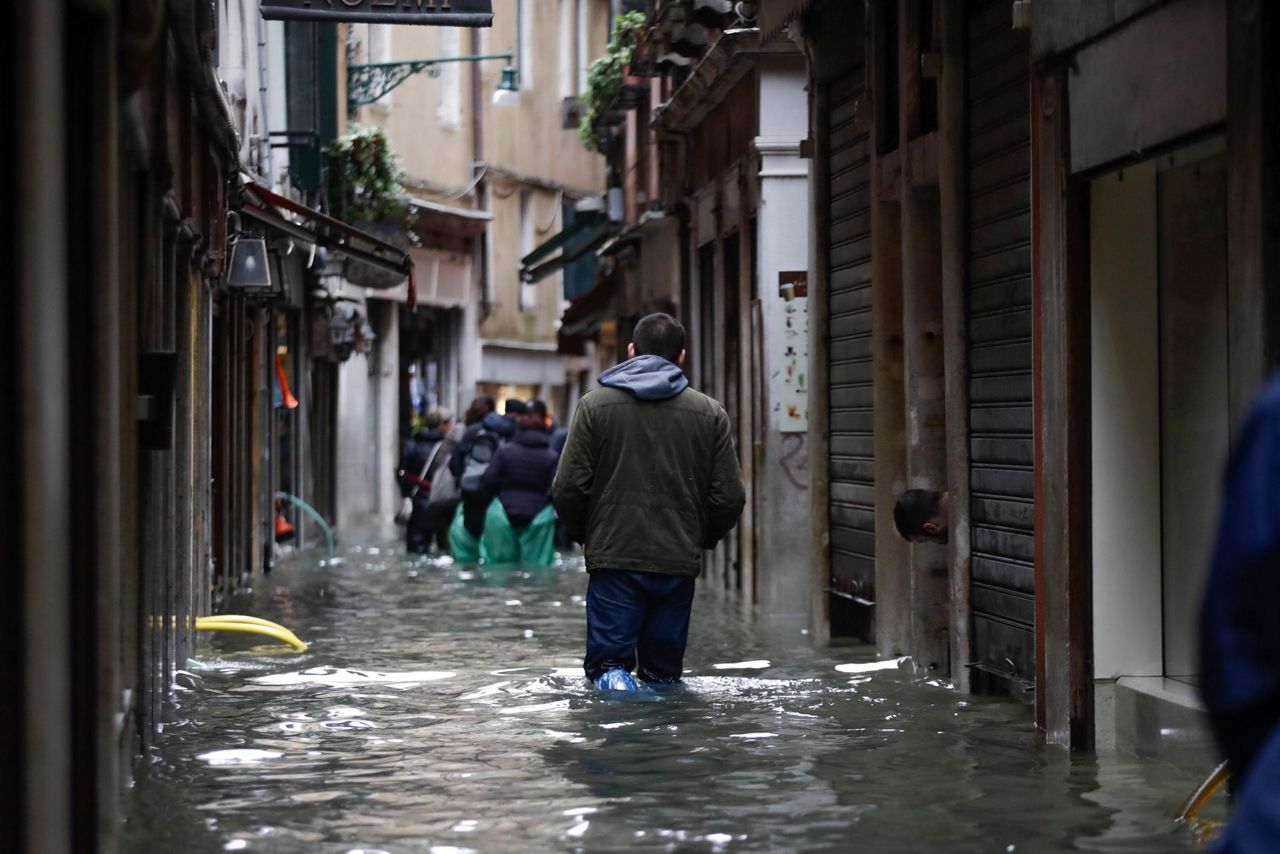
[
  {"x1": 893, "y1": 489, "x2": 950, "y2": 544},
  {"x1": 553, "y1": 312, "x2": 745, "y2": 691},
  {"x1": 397, "y1": 407, "x2": 454, "y2": 554},
  {"x1": 529, "y1": 398, "x2": 572, "y2": 548},
  {"x1": 530, "y1": 398, "x2": 570, "y2": 455},
  {"x1": 450, "y1": 398, "x2": 519, "y2": 542},
  {"x1": 479, "y1": 400, "x2": 560, "y2": 564},
  {"x1": 1199, "y1": 375, "x2": 1280, "y2": 851}
]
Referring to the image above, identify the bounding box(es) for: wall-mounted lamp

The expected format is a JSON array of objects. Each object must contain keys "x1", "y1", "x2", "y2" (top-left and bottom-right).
[
  {"x1": 492, "y1": 64, "x2": 520, "y2": 106},
  {"x1": 348, "y1": 50, "x2": 520, "y2": 110}
]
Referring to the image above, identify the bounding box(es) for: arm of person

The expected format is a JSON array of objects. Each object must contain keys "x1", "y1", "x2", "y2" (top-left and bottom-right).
[
  {"x1": 552, "y1": 402, "x2": 595, "y2": 543},
  {"x1": 448, "y1": 435, "x2": 469, "y2": 479},
  {"x1": 704, "y1": 406, "x2": 746, "y2": 548},
  {"x1": 481, "y1": 446, "x2": 504, "y2": 497}
]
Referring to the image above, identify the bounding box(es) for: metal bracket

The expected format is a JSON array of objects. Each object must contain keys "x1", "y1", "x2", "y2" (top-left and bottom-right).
[{"x1": 347, "y1": 51, "x2": 513, "y2": 106}]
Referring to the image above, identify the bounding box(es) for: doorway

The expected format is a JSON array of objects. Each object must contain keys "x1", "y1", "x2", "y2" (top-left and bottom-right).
[{"x1": 1090, "y1": 138, "x2": 1229, "y2": 687}]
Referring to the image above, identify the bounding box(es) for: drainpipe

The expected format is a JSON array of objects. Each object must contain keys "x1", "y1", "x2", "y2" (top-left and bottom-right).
[
  {"x1": 256, "y1": 2, "x2": 274, "y2": 181},
  {"x1": 471, "y1": 28, "x2": 492, "y2": 320}
]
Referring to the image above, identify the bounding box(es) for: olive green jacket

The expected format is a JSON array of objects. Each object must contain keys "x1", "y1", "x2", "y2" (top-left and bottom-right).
[{"x1": 552, "y1": 385, "x2": 746, "y2": 577}]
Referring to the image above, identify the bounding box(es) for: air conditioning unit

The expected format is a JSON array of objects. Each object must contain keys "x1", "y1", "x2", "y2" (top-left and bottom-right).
[{"x1": 561, "y1": 97, "x2": 586, "y2": 130}]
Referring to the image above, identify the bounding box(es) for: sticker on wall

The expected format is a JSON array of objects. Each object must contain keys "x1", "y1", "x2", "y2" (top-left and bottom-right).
[{"x1": 772, "y1": 271, "x2": 809, "y2": 433}]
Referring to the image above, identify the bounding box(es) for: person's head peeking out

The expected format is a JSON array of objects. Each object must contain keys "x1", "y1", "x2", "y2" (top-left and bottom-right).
[{"x1": 893, "y1": 489, "x2": 949, "y2": 543}]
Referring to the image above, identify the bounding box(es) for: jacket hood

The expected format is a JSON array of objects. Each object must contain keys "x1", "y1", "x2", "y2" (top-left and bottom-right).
[
  {"x1": 481, "y1": 411, "x2": 518, "y2": 437},
  {"x1": 598, "y1": 355, "x2": 689, "y2": 401}
]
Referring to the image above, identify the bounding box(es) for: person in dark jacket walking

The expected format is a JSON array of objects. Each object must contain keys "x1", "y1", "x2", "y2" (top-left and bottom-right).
[
  {"x1": 397, "y1": 407, "x2": 454, "y2": 554},
  {"x1": 553, "y1": 313, "x2": 745, "y2": 691},
  {"x1": 1199, "y1": 374, "x2": 1280, "y2": 851},
  {"x1": 477, "y1": 402, "x2": 560, "y2": 565},
  {"x1": 483, "y1": 405, "x2": 559, "y2": 528}
]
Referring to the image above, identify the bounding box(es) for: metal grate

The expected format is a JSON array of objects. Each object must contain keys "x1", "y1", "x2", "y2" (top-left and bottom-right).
[
  {"x1": 965, "y1": 0, "x2": 1035, "y2": 684},
  {"x1": 827, "y1": 68, "x2": 876, "y2": 620}
]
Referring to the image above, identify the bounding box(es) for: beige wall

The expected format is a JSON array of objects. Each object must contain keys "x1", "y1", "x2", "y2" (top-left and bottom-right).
[{"x1": 347, "y1": 2, "x2": 609, "y2": 346}]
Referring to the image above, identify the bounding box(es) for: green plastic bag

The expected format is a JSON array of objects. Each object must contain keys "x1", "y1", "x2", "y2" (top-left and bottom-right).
[
  {"x1": 448, "y1": 502, "x2": 480, "y2": 563},
  {"x1": 479, "y1": 500, "x2": 557, "y2": 567}
]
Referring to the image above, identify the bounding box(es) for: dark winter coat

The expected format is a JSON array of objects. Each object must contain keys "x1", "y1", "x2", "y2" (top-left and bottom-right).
[
  {"x1": 482, "y1": 428, "x2": 559, "y2": 525},
  {"x1": 552, "y1": 355, "x2": 745, "y2": 577},
  {"x1": 398, "y1": 429, "x2": 451, "y2": 542},
  {"x1": 399, "y1": 429, "x2": 450, "y2": 497}
]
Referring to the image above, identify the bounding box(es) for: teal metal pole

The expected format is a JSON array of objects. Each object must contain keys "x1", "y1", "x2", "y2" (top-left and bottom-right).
[{"x1": 276, "y1": 492, "x2": 335, "y2": 559}]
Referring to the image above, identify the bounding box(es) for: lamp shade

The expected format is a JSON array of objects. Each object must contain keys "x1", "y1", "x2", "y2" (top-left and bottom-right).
[
  {"x1": 492, "y1": 65, "x2": 520, "y2": 106},
  {"x1": 226, "y1": 237, "x2": 272, "y2": 292}
]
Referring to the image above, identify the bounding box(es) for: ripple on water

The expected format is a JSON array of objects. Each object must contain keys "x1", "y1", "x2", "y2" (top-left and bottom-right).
[{"x1": 123, "y1": 540, "x2": 1221, "y2": 853}]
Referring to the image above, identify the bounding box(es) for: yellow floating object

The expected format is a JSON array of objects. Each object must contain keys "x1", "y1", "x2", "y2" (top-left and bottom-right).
[
  {"x1": 1176, "y1": 759, "x2": 1229, "y2": 847},
  {"x1": 1177, "y1": 759, "x2": 1230, "y2": 822},
  {"x1": 196, "y1": 615, "x2": 308, "y2": 652}
]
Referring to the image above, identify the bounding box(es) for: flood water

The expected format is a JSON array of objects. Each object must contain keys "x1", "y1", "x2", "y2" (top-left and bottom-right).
[{"x1": 124, "y1": 537, "x2": 1216, "y2": 852}]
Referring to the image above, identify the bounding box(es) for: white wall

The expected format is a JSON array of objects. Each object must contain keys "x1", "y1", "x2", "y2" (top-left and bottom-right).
[
  {"x1": 1090, "y1": 161, "x2": 1163, "y2": 680},
  {"x1": 335, "y1": 294, "x2": 401, "y2": 530}
]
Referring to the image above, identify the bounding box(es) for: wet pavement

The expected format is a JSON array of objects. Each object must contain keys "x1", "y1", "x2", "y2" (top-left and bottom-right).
[{"x1": 123, "y1": 535, "x2": 1219, "y2": 852}]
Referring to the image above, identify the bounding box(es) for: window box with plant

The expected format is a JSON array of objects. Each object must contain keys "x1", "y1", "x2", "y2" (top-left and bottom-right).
[
  {"x1": 326, "y1": 125, "x2": 419, "y2": 289},
  {"x1": 578, "y1": 10, "x2": 648, "y2": 151}
]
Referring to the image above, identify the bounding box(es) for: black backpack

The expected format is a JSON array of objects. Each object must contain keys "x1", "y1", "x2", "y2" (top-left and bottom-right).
[{"x1": 459, "y1": 429, "x2": 502, "y2": 494}]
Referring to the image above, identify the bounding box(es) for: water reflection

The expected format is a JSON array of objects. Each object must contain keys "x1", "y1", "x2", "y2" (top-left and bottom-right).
[{"x1": 123, "y1": 537, "x2": 1213, "y2": 852}]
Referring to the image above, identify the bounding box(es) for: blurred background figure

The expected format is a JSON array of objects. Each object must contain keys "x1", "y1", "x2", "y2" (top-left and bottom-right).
[
  {"x1": 1199, "y1": 375, "x2": 1280, "y2": 850},
  {"x1": 397, "y1": 407, "x2": 455, "y2": 554}
]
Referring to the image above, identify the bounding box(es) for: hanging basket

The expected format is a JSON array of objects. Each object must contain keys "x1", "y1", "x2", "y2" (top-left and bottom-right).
[{"x1": 343, "y1": 220, "x2": 410, "y2": 290}]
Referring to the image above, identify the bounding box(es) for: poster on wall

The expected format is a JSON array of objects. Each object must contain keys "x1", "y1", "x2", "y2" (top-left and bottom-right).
[{"x1": 773, "y1": 271, "x2": 809, "y2": 433}]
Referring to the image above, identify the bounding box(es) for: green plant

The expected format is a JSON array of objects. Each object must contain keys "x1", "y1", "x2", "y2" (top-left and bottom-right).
[
  {"x1": 578, "y1": 10, "x2": 647, "y2": 150},
  {"x1": 325, "y1": 125, "x2": 414, "y2": 225}
]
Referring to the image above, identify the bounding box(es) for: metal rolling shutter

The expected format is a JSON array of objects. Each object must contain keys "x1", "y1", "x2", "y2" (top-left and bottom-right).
[
  {"x1": 965, "y1": 1, "x2": 1035, "y2": 684},
  {"x1": 827, "y1": 68, "x2": 876, "y2": 632}
]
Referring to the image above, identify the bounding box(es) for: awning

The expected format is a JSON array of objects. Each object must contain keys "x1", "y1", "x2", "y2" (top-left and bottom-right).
[
  {"x1": 240, "y1": 182, "x2": 418, "y2": 305},
  {"x1": 560, "y1": 275, "x2": 618, "y2": 339},
  {"x1": 519, "y1": 210, "x2": 612, "y2": 283},
  {"x1": 760, "y1": 0, "x2": 818, "y2": 43},
  {"x1": 595, "y1": 210, "x2": 670, "y2": 258}
]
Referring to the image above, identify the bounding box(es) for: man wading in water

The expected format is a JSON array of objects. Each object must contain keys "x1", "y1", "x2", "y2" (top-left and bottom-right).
[{"x1": 553, "y1": 313, "x2": 745, "y2": 691}]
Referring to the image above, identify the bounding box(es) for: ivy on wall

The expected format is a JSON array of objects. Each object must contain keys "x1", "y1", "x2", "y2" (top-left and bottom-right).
[
  {"x1": 325, "y1": 124, "x2": 415, "y2": 228},
  {"x1": 578, "y1": 11, "x2": 648, "y2": 150}
]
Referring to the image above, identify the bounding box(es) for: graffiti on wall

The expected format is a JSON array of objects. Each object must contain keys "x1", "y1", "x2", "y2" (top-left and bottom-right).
[
  {"x1": 772, "y1": 271, "x2": 809, "y2": 433},
  {"x1": 779, "y1": 433, "x2": 809, "y2": 491}
]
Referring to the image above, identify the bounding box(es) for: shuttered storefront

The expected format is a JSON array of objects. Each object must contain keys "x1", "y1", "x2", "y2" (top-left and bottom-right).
[
  {"x1": 965, "y1": 0, "x2": 1036, "y2": 684},
  {"x1": 827, "y1": 68, "x2": 876, "y2": 634}
]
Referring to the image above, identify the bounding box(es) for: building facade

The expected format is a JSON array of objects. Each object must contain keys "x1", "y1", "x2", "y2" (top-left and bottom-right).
[
  {"x1": 758, "y1": 0, "x2": 1280, "y2": 758},
  {"x1": 327, "y1": 1, "x2": 611, "y2": 528}
]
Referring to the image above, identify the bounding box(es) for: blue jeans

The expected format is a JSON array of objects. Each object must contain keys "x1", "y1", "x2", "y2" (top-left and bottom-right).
[{"x1": 584, "y1": 569, "x2": 696, "y2": 683}]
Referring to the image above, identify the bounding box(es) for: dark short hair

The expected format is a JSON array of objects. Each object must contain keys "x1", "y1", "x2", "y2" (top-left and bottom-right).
[
  {"x1": 632, "y1": 313, "x2": 686, "y2": 364},
  {"x1": 505, "y1": 398, "x2": 529, "y2": 416},
  {"x1": 893, "y1": 489, "x2": 943, "y2": 540},
  {"x1": 529, "y1": 399, "x2": 548, "y2": 419}
]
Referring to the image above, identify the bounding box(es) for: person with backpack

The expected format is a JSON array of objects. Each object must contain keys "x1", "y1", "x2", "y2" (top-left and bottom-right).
[
  {"x1": 479, "y1": 402, "x2": 560, "y2": 566},
  {"x1": 447, "y1": 398, "x2": 518, "y2": 560},
  {"x1": 396, "y1": 407, "x2": 454, "y2": 554}
]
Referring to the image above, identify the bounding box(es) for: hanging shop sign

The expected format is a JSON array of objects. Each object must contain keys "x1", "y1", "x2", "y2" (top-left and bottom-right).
[{"x1": 259, "y1": 0, "x2": 493, "y2": 27}]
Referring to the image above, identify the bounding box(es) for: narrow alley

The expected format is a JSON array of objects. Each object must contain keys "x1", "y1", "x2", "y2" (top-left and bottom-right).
[
  {"x1": 124, "y1": 541, "x2": 1213, "y2": 852},
  {"x1": 7, "y1": 0, "x2": 1280, "y2": 850}
]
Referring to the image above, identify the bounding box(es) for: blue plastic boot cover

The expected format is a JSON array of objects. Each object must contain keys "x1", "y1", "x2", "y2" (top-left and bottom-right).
[{"x1": 594, "y1": 668, "x2": 640, "y2": 692}]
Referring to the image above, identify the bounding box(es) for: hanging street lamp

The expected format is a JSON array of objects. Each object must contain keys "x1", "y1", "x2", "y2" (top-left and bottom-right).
[{"x1": 347, "y1": 50, "x2": 519, "y2": 110}]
